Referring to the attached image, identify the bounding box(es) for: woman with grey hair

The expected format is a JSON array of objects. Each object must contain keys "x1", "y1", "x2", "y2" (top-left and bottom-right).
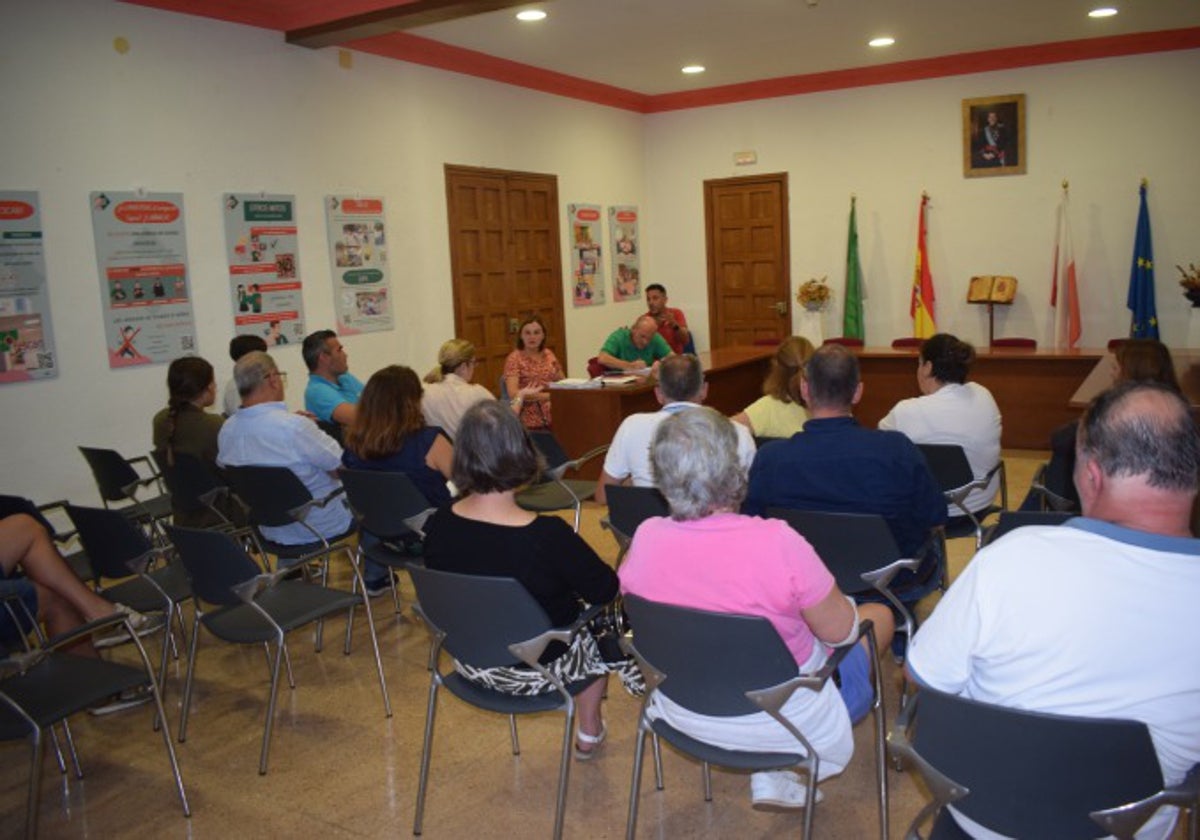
[{"x1": 619, "y1": 407, "x2": 894, "y2": 810}]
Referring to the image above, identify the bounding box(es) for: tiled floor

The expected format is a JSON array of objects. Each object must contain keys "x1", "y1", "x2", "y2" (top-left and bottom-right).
[{"x1": 5, "y1": 450, "x2": 1176, "y2": 839}]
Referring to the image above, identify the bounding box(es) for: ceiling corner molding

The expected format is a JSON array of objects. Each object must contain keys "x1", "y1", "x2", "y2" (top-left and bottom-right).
[{"x1": 287, "y1": 1, "x2": 530, "y2": 49}]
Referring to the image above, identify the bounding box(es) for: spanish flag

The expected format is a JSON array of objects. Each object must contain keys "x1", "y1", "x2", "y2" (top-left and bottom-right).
[{"x1": 911, "y1": 194, "x2": 936, "y2": 338}]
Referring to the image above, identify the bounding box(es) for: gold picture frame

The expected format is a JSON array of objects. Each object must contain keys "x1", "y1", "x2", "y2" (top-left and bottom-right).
[{"x1": 962, "y1": 94, "x2": 1026, "y2": 178}]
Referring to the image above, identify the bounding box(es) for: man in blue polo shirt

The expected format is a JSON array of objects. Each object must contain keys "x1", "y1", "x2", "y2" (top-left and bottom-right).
[
  {"x1": 597, "y1": 314, "x2": 673, "y2": 372},
  {"x1": 302, "y1": 329, "x2": 363, "y2": 426}
]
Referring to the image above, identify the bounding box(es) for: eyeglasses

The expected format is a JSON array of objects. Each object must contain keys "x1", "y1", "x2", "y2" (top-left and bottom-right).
[{"x1": 268, "y1": 370, "x2": 288, "y2": 384}]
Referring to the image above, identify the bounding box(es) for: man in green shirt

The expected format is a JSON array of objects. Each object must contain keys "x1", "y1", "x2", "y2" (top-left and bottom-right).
[{"x1": 598, "y1": 315, "x2": 673, "y2": 371}]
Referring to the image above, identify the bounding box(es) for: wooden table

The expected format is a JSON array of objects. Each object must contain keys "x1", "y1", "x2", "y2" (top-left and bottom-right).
[
  {"x1": 1070, "y1": 348, "x2": 1200, "y2": 408},
  {"x1": 550, "y1": 346, "x2": 774, "y2": 478}
]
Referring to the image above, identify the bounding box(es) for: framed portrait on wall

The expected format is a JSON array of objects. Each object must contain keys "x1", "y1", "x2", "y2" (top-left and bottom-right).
[{"x1": 962, "y1": 94, "x2": 1026, "y2": 177}]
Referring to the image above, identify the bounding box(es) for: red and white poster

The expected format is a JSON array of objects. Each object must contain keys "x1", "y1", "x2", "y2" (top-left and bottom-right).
[
  {"x1": 568, "y1": 203, "x2": 605, "y2": 306},
  {"x1": 325, "y1": 195, "x2": 392, "y2": 335},
  {"x1": 608, "y1": 205, "x2": 640, "y2": 302}
]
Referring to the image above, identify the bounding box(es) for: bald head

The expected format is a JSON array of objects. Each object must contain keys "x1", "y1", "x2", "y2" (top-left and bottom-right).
[{"x1": 630, "y1": 315, "x2": 659, "y2": 350}]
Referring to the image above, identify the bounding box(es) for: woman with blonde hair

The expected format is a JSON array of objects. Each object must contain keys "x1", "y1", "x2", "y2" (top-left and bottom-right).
[
  {"x1": 732, "y1": 336, "x2": 815, "y2": 438},
  {"x1": 503, "y1": 314, "x2": 563, "y2": 430},
  {"x1": 421, "y1": 339, "x2": 495, "y2": 440}
]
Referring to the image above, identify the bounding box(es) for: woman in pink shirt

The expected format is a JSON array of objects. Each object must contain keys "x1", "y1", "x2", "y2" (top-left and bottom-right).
[{"x1": 619, "y1": 407, "x2": 893, "y2": 810}]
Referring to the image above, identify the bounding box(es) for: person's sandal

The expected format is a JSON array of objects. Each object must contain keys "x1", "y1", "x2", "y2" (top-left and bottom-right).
[{"x1": 574, "y1": 722, "x2": 607, "y2": 761}]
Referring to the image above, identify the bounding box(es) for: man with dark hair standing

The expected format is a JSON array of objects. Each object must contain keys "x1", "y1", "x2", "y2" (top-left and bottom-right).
[
  {"x1": 644, "y1": 283, "x2": 690, "y2": 354},
  {"x1": 596, "y1": 354, "x2": 754, "y2": 504},
  {"x1": 223, "y1": 333, "x2": 268, "y2": 416},
  {"x1": 302, "y1": 329, "x2": 363, "y2": 426},
  {"x1": 908, "y1": 380, "x2": 1200, "y2": 839}
]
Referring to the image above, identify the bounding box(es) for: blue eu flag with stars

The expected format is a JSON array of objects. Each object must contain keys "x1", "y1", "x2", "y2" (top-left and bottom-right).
[{"x1": 1127, "y1": 183, "x2": 1158, "y2": 339}]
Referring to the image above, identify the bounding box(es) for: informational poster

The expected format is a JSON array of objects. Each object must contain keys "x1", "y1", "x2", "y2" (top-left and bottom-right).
[
  {"x1": 609, "y1": 205, "x2": 641, "y2": 301},
  {"x1": 0, "y1": 191, "x2": 58, "y2": 383},
  {"x1": 324, "y1": 195, "x2": 392, "y2": 334},
  {"x1": 568, "y1": 203, "x2": 605, "y2": 306},
  {"x1": 223, "y1": 193, "x2": 306, "y2": 347},
  {"x1": 90, "y1": 191, "x2": 196, "y2": 367}
]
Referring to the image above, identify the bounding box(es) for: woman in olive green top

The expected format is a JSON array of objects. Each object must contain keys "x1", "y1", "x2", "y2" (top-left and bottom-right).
[{"x1": 152, "y1": 356, "x2": 225, "y2": 526}]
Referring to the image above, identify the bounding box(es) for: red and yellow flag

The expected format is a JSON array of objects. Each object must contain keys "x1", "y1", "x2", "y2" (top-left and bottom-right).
[{"x1": 911, "y1": 194, "x2": 936, "y2": 338}]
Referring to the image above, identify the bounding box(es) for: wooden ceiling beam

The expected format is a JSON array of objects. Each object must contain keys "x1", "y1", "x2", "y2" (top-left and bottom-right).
[{"x1": 286, "y1": 0, "x2": 533, "y2": 48}]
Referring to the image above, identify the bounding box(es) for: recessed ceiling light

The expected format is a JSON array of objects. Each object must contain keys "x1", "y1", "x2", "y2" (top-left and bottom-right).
[
  {"x1": 516, "y1": 9, "x2": 546, "y2": 22},
  {"x1": 868, "y1": 36, "x2": 896, "y2": 48},
  {"x1": 1088, "y1": 7, "x2": 1118, "y2": 17},
  {"x1": 681, "y1": 65, "x2": 706, "y2": 75}
]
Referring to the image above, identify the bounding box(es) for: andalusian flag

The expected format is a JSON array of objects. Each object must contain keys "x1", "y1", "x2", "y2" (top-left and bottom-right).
[
  {"x1": 911, "y1": 194, "x2": 936, "y2": 338},
  {"x1": 1051, "y1": 185, "x2": 1081, "y2": 348},
  {"x1": 1127, "y1": 182, "x2": 1158, "y2": 339},
  {"x1": 843, "y1": 196, "x2": 864, "y2": 340}
]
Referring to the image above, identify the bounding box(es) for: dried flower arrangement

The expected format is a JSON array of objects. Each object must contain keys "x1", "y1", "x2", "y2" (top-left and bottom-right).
[
  {"x1": 797, "y1": 276, "x2": 832, "y2": 312},
  {"x1": 1178, "y1": 263, "x2": 1200, "y2": 306}
]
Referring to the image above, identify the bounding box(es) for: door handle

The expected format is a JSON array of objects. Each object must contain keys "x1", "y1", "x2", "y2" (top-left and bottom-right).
[
  {"x1": 508, "y1": 317, "x2": 519, "y2": 334},
  {"x1": 773, "y1": 301, "x2": 788, "y2": 316}
]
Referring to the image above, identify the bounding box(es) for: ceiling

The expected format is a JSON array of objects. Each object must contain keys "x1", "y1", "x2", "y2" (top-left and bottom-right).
[{"x1": 123, "y1": 0, "x2": 1200, "y2": 110}]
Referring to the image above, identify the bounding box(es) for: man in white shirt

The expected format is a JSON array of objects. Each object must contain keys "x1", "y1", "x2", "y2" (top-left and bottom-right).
[
  {"x1": 596, "y1": 354, "x2": 755, "y2": 504},
  {"x1": 907, "y1": 381, "x2": 1200, "y2": 840}
]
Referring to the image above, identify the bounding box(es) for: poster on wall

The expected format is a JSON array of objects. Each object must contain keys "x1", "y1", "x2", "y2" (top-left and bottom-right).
[
  {"x1": 567, "y1": 203, "x2": 605, "y2": 306},
  {"x1": 223, "y1": 193, "x2": 306, "y2": 348},
  {"x1": 324, "y1": 195, "x2": 392, "y2": 334},
  {"x1": 89, "y1": 191, "x2": 197, "y2": 368},
  {"x1": 608, "y1": 205, "x2": 641, "y2": 301},
  {"x1": 0, "y1": 191, "x2": 59, "y2": 383}
]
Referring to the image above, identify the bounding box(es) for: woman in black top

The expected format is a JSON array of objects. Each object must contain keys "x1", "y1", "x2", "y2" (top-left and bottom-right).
[{"x1": 423, "y1": 400, "x2": 617, "y2": 759}]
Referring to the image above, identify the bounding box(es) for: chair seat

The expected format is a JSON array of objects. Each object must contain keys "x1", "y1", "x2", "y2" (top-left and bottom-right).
[
  {"x1": 99, "y1": 561, "x2": 192, "y2": 612},
  {"x1": 362, "y1": 540, "x2": 422, "y2": 569},
  {"x1": 119, "y1": 493, "x2": 174, "y2": 522},
  {"x1": 0, "y1": 656, "x2": 148, "y2": 738},
  {"x1": 441, "y1": 671, "x2": 600, "y2": 715},
  {"x1": 516, "y1": 480, "x2": 597, "y2": 512},
  {"x1": 649, "y1": 718, "x2": 805, "y2": 771},
  {"x1": 256, "y1": 526, "x2": 356, "y2": 564},
  {"x1": 200, "y1": 581, "x2": 362, "y2": 643}
]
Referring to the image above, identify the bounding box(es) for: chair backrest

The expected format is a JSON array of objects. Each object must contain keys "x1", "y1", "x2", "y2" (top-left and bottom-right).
[
  {"x1": 907, "y1": 688, "x2": 1163, "y2": 838},
  {"x1": 586, "y1": 356, "x2": 605, "y2": 378},
  {"x1": 983, "y1": 511, "x2": 1074, "y2": 546},
  {"x1": 222, "y1": 464, "x2": 313, "y2": 528},
  {"x1": 316, "y1": 419, "x2": 344, "y2": 446},
  {"x1": 622, "y1": 595, "x2": 799, "y2": 717},
  {"x1": 79, "y1": 446, "x2": 140, "y2": 502},
  {"x1": 407, "y1": 565, "x2": 552, "y2": 668},
  {"x1": 604, "y1": 485, "x2": 669, "y2": 541},
  {"x1": 989, "y1": 337, "x2": 1037, "y2": 349},
  {"x1": 152, "y1": 450, "x2": 224, "y2": 516},
  {"x1": 497, "y1": 374, "x2": 510, "y2": 401},
  {"x1": 822, "y1": 337, "x2": 864, "y2": 348},
  {"x1": 164, "y1": 525, "x2": 261, "y2": 606},
  {"x1": 529, "y1": 430, "x2": 570, "y2": 472},
  {"x1": 339, "y1": 468, "x2": 435, "y2": 541},
  {"x1": 767, "y1": 508, "x2": 901, "y2": 595},
  {"x1": 916, "y1": 443, "x2": 976, "y2": 494},
  {"x1": 64, "y1": 504, "x2": 154, "y2": 580},
  {"x1": 891, "y1": 337, "x2": 922, "y2": 349}
]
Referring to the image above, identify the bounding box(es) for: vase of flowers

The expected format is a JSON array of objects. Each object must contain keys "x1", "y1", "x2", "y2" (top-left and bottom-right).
[
  {"x1": 797, "y1": 277, "x2": 832, "y2": 313},
  {"x1": 1178, "y1": 263, "x2": 1200, "y2": 307}
]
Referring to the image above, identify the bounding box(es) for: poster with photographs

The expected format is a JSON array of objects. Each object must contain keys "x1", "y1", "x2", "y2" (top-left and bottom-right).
[
  {"x1": 324, "y1": 195, "x2": 392, "y2": 334},
  {"x1": 0, "y1": 191, "x2": 59, "y2": 383},
  {"x1": 608, "y1": 205, "x2": 640, "y2": 301},
  {"x1": 89, "y1": 191, "x2": 197, "y2": 368},
  {"x1": 223, "y1": 193, "x2": 306, "y2": 348},
  {"x1": 568, "y1": 203, "x2": 605, "y2": 306}
]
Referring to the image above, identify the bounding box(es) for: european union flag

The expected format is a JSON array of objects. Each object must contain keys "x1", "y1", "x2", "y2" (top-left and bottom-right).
[{"x1": 1127, "y1": 183, "x2": 1158, "y2": 339}]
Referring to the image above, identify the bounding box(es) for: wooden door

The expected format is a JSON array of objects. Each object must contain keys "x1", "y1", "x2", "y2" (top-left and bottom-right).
[
  {"x1": 704, "y1": 173, "x2": 791, "y2": 348},
  {"x1": 445, "y1": 165, "x2": 566, "y2": 396}
]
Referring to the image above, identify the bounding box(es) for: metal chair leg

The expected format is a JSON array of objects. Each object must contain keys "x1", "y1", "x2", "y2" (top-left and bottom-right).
[
  {"x1": 552, "y1": 703, "x2": 575, "y2": 840},
  {"x1": 258, "y1": 632, "x2": 286, "y2": 775},
  {"x1": 25, "y1": 725, "x2": 45, "y2": 840},
  {"x1": 178, "y1": 612, "x2": 204, "y2": 743},
  {"x1": 652, "y1": 732, "x2": 664, "y2": 790},
  {"x1": 509, "y1": 715, "x2": 521, "y2": 755},
  {"x1": 701, "y1": 762, "x2": 713, "y2": 802},
  {"x1": 626, "y1": 726, "x2": 648, "y2": 840},
  {"x1": 413, "y1": 679, "x2": 441, "y2": 835}
]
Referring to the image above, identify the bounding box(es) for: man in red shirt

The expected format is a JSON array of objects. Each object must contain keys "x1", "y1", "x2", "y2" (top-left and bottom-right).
[{"x1": 645, "y1": 283, "x2": 691, "y2": 354}]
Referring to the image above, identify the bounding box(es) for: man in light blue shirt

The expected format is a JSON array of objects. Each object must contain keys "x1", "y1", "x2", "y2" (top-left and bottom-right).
[
  {"x1": 302, "y1": 329, "x2": 363, "y2": 426},
  {"x1": 218, "y1": 351, "x2": 351, "y2": 545}
]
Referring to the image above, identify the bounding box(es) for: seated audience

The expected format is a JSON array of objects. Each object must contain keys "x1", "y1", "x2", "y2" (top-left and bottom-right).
[
  {"x1": 878, "y1": 334, "x2": 1002, "y2": 519},
  {"x1": 597, "y1": 315, "x2": 672, "y2": 372},
  {"x1": 597, "y1": 354, "x2": 755, "y2": 505},
  {"x1": 503, "y1": 315, "x2": 563, "y2": 430},
  {"x1": 908, "y1": 380, "x2": 1200, "y2": 840},
  {"x1": 302, "y1": 329, "x2": 363, "y2": 426},
  {"x1": 619, "y1": 407, "x2": 894, "y2": 809},
  {"x1": 744, "y1": 344, "x2": 946, "y2": 605},
  {"x1": 421, "y1": 339, "x2": 495, "y2": 440},
  {"x1": 644, "y1": 283, "x2": 690, "y2": 354},
  {"x1": 422, "y1": 401, "x2": 636, "y2": 759},
  {"x1": 222, "y1": 334, "x2": 267, "y2": 416},
  {"x1": 152, "y1": 355, "x2": 226, "y2": 526},
  {"x1": 217, "y1": 351, "x2": 351, "y2": 545},
  {"x1": 732, "y1": 336, "x2": 815, "y2": 439}
]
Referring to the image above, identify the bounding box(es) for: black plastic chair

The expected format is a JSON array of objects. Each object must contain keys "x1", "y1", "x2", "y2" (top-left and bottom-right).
[
  {"x1": 407, "y1": 564, "x2": 605, "y2": 839},
  {"x1": 981, "y1": 510, "x2": 1075, "y2": 546},
  {"x1": 621, "y1": 594, "x2": 887, "y2": 840},
  {"x1": 600, "y1": 485, "x2": 669, "y2": 567},
  {"x1": 1029, "y1": 461, "x2": 1080, "y2": 513},
  {"x1": 916, "y1": 443, "x2": 1006, "y2": 550},
  {"x1": 165, "y1": 524, "x2": 391, "y2": 775},
  {"x1": 78, "y1": 446, "x2": 173, "y2": 535},
  {"x1": 888, "y1": 687, "x2": 1199, "y2": 839},
  {"x1": 516, "y1": 431, "x2": 608, "y2": 532},
  {"x1": 151, "y1": 449, "x2": 236, "y2": 530},
  {"x1": 0, "y1": 611, "x2": 190, "y2": 838},
  {"x1": 64, "y1": 504, "x2": 192, "y2": 694}
]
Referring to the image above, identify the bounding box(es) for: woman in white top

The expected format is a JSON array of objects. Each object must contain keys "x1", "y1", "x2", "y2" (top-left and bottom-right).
[
  {"x1": 731, "y1": 336, "x2": 814, "y2": 439},
  {"x1": 422, "y1": 338, "x2": 538, "y2": 440},
  {"x1": 878, "y1": 333, "x2": 1002, "y2": 517}
]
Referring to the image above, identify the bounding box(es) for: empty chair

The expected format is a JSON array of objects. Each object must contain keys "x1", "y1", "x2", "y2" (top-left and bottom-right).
[
  {"x1": 891, "y1": 337, "x2": 922, "y2": 349},
  {"x1": 77, "y1": 446, "x2": 173, "y2": 534},
  {"x1": 165, "y1": 524, "x2": 391, "y2": 775},
  {"x1": 407, "y1": 565, "x2": 604, "y2": 839},
  {"x1": 888, "y1": 687, "x2": 1199, "y2": 839},
  {"x1": 599, "y1": 485, "x2": 668, "y2": 567},
  {"x1": 981, "y1": 510, "x2": 1074, "y2": 546},
  {"x1": 822, "y1": 337, "x2": 864, "y2": 347},
  {"x1": 151, "y1": 449, "x2": 235, "y2": 529},
  {"x1": 989, "y1": 337, "x2": 1036, "y2": 349},
  {"x1": 916, "y1": 443, "x2": 1007, "y2": 550},
  {"x1": 621, "y1": 595, "x2": 888, "y2": 840},
  {"x1": 516, "y1": 431, "x2": 607, "y2": 532}
]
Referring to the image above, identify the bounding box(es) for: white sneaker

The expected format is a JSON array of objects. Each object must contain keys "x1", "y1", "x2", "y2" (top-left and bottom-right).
[
  {"x1": 94, "y1": 605, "x2": 165, "y2": 649},
  {"x1": 750, "y1": 770, "x2": 823, "y2": 810}
]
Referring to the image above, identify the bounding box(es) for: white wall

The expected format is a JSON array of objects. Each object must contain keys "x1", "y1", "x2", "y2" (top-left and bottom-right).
[{"x1": 2, "y1": 0, "x2": 1198, "y2": 506}]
